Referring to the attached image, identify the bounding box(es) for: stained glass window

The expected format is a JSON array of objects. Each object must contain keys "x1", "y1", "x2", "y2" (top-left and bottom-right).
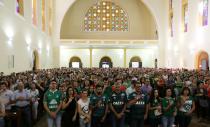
[
  {"x1": 32, "y1": 0, "x2": 37, "y2": 26},
  {"x1": 42, "y1": 0, "x2": 46, "y2": 31},
  {"x1": 16, "y1": 0, "x2": 24, "y2": 16},
  {"x1": 184, "y1": 5, "x2": 188, "y2": 32},
  {"x1": 199, "y1": 0, "x2": 208, "y2": 26},
  {"x1": 182, "y1": 0, "x2": 188, "y2": 32},
  {"x1": 169, "y1": 0, "x2": 174, "y2": 37},
  {"x1": 84, "y1": 1, "x2": 128, "y2": 32},
  {"x1": 203, "y1": 0, "x2": 208, "y2": 26}
]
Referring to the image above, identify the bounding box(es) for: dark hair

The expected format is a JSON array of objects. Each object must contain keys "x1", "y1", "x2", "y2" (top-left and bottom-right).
[
  {"x1": 50, "y1": 79, "x2": 57, "y2": 83},
  {"x1": 197, "y1": 81, "x2": 203, "y2": 87},
  {"x1": 81, "y1": 88, "x2": 88, "y2": 93},
  {"x1": 95, "y1": 84, "x2": 102, "y2": 89},
  {"x1": 0, "y1": 81, "x2": 6, "y2": 86},
  {"x1": 149, "y1": 89, "x2": 161, "y2": 103},
  {"x1": 164, "y1": 87, "x2": 174, "y2": 97},
  {"x1": 66, "y1": 86, "x2": 74, "y2": 99},
  {"x1": 180, "y1": 87, "x2": 191, "y2": 96},
  {"x1": 115, "y1": 78, "x2": 122, "y2": 82},
  {"x1": 131, "y1": 80, "x2": 137, "y2": 85},
  {"x1": 140, "y1": 77, "x2": 145, "y2": 84},
  {"x1": 103, "y1": 77, "x2": 108, "y2": 81},
  {"x1": 31, "y1": 81, "x2": 37, "y2": 85}
]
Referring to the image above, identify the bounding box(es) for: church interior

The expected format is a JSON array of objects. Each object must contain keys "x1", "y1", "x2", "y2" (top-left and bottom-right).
[{"x1": 1, "y1": 0, "x2": 210, "y2": 127}]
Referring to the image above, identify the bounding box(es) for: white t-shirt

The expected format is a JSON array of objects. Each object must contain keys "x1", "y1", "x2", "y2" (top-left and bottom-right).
[
  {"x1": 77, "y1": 98, "x2": 90, "y2": 119},
  {"x1": 126, "y1": 86, "x2": 135, "y2": 97},
  {"x1": 29, "y1": 89, "x2": 39, "y2": 102},
  {"x1": 0, "y1": 89, "x2": 14, "y2": 110}
]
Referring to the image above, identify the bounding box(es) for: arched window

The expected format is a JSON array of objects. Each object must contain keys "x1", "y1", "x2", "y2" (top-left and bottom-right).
[
  {"x1": 84, "y1": 1, "x2": 128, "y2": 32},
  {"x1": 69, "y1": 56, "x2": 82, "y2": 68},
  {"x1": 182, "y1": 0, "x2": 188, "y2": 32},
  {"x1": 99, "y1": 56, "x2": 113, "y2": 68},
  {"x1": 16, "y1": 0, "x2": 24, "y2": 16},
  {"x1": 196, "y1": 51, "x2": 209, "y2": 70},
  {"x1": 129, "y1": 56, "x2": 142, "y2": 68},
  {"x1": 32, "y1": 0, "x2": 37, "y2": 26}
]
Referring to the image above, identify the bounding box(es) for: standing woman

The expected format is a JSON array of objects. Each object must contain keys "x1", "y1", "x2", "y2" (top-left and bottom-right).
[
  {"x1": 29, "y1": 82, "x2": 39, "y2": 122},
  {"x1": 61, "y1": 87, "x2": 77, "y2": 127},
  {"x1": 148, "y1": 89, "x2": 162, "y2": 127},
  {"x1": 195, "y1": 81, "x2": 208, "y2": 120},
  {"x1": 177, "y1": 87, "x2": 195, "y2": 127},
  {"x1": 162, "y1": 87, "x2": 176, "y2": 127},
  {"x1": 77, "y1": 89, "x2": 92, "y2": 127}
]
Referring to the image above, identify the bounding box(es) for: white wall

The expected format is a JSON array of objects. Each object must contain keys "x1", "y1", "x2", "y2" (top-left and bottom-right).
[
  {"x1": 60, "y1": 48, "x2": 90, "y2": 67},
  {"x1": 0, "y1": 0, "x2": 54, "y2": 74},
  {"x1": 126, "y1": 49, "x2": 157, "y2": 68},
  {"x1": 165, "y1": 0, "x2": 210, "y2": 69},
  {"x1": 59, "y1": 48, "x2": 156, "y2": 68},
  {"x1": 141, "y1": 0, "x2": 167, "y2": 68},
  {"x1": 92, "y1": 49, "x2": 124, "y2": 67}
]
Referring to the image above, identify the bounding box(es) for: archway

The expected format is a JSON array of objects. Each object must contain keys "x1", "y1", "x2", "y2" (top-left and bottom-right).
[
  {"x1": 60, "y1": 0, "x2": 158, "y2": 40},
  {"x1": 99, "y1": 56, "x2": 113, "y2": 68},
  {"x1": 129, "y1": 56, "x2": 142, "y2": 68},
  {"x1": 196, "y1": 51, "x2": 209, "y2": 70},
  {"x1": 32, "y1": 50, "x2": 39, "y2": 71},
  {"x1": 69, "y1": 56, "x2": 82, "y2": 68},
  {"x1": 57, "y1": 0, "x2": 160, "y2": 39}
]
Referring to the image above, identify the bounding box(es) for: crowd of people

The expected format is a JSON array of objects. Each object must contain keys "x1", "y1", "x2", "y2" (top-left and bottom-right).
[{"x1": 0, "y1": 68, "x2": 210, "y2": 127}]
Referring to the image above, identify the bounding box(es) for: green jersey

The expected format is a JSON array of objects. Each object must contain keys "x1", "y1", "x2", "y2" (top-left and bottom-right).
[
  {"x1": 175, "y1": 82, "x2": 184, "y2": 95},
  {"x1": 148, "y1": 98, "x2": 162, "y2": 118},
  {"x1": 60, "y1": 92, "x2": 66, "y2": 113},
  {"x1": 109, "y1": 92, "x2": 127, "y2": 113},
  {"x1": 76, "y1": 87, "x2": 82, "y2": 94},
  {"x1": 103, "y1": 86, "x2": 112, "y2": 98},
  {"x1": 43, "y1": 90, "x2": 62, "y2": 112},
  {"x1": 128, "y1": 92, "x2": 148, "y2": 118},
  {"x1": 123, "y1": 80, "x2": 131, "y2": 88},
  {"x1": 90, "y1": 93, "x2": 108, "y2": 117},
  {"x1": 162, "y1": 97, "x2": 176, "y2": 117}
]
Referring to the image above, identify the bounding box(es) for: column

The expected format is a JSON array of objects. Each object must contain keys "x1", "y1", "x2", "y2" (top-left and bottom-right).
[
  {"x1": 124, "y1": 48, "x2": 126, "y2": 67},
  {"x1": 90, "y1": 48, "x2": 92, "y2": 67}
]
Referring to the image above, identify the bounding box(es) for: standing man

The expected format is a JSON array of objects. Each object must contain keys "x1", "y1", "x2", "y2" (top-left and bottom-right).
[
  {"x1": 14, "y1": 81, "x2": 32, "y2": 127},
  {"x1": 0, "y1": 81, "x2": 14, "y2": 127},
  {"x1": 43, "y1": 80, "x2": 62, "y2": 127},
  {"x1": 102, "y1": 77, "x2": 112, "y2": 127},
  {"x1": 141, "y1": 78, "x2": 153, "y2": 96},
  {"x1": 125, "y1": 78, "x2": 137, "y2": 127},
  {"x1": 128, "y1": 82, "x2": 149, "y2": 127},
  {"x1": 109, "y1": 82, "x2": 127, "y2": 127},
  {"x1": 90, "y1": 85, "x2": 108, "y2": 127},
  {"x1": 103, "y1": 77, "x2": 112, "y2": 98}
]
